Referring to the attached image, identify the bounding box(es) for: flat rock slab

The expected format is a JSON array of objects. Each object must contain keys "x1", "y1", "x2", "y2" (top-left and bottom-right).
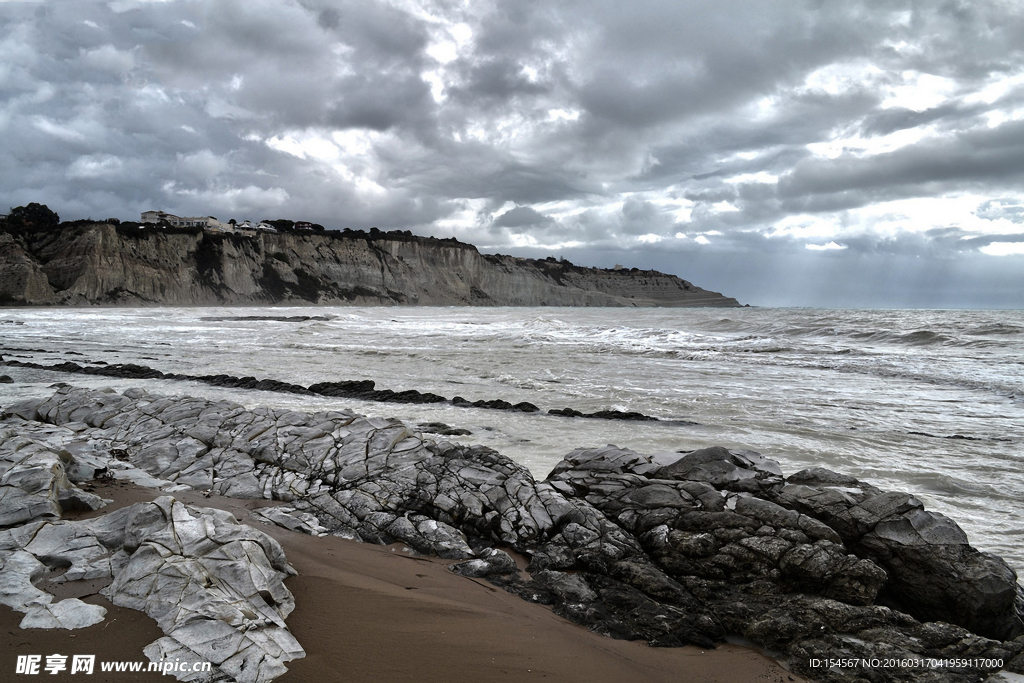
[{"x1": 0, "y1": 441, "x2": 305, "y2": 683}]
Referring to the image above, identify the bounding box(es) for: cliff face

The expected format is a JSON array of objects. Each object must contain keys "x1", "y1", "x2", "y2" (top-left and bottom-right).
[{"x1": 0, "y1": 223, "x2": 741, "y2": 307}]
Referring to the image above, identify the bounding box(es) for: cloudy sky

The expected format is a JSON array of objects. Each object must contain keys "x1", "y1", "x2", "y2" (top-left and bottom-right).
[{"x1": 3, "y1": 0, "x2": 1023, "y2": 307}]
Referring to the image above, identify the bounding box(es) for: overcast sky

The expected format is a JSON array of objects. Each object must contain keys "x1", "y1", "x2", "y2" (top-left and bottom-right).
[{"x1": 3, "y1": 0, "x2": 1023, "y2": 307}]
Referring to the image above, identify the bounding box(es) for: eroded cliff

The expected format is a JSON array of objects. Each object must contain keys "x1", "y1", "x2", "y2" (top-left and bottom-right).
[{"x1": 0, "y1": 223, "x2": 741, "y2": 307}]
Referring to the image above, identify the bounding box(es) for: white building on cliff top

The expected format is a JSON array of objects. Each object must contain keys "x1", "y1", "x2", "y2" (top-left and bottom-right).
[{"x1": 141, "y1": 211, "x2": 234, "y2": 232}]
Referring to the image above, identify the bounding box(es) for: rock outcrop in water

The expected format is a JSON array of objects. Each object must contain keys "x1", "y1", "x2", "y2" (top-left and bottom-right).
[
  {"x1": 3, "y1": 355, "x2": 667, "y2": 423},
  {"x1": 2, "y1": 386, "x2": 1023, "y2": 683},
  {"x1": 0, "y1": 223, "x2": 740, "y2": 307}
]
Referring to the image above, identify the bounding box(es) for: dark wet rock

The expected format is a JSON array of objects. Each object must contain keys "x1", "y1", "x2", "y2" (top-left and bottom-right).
[
  {"x1": 189, "y1": 373, "x2": 311, "y2": 395},
  {"x1": 417, "y1": 422, "x2": 472, "y2": 436},
  {"x1": 547, "y1": 407, "x2": 584, "y2": 418},
  {"x1": 93, "y1": 363, "x2": 166, "y2": 379},
  {"x1": 309, "y1": 379, "x2": 381, "y2": 396},
  {"x1": 449, "y1": 548, "x2": 518, "y2": 577},
  {"x1": 859, "y1": 517, "x2": 1023, "y2": 640},
  {"x1": 585, "y1": 410, "x2": 657, "y2": 421},
  {"x1": 451, "y1": 396, "x2": 539, "y2": 412},
  {"x1": 0, "y1": 375, "x2": 12, "y2": 383},
  {"x1": 532, "y1": 569, "x2": 598, "y2": 603},
  {"x1": 656, "y1": 446, "x2": 784, "y2": 492},
  {"x1": 200, "y1": 315, "x2": 330, "y2": 322},
  {"x1": 565, "y1": 573, "x2": 719, "y2": 648},
  {"x1": 768, "y1": 467, "x2": 1024, "y2": 641},
  {"x1": 8, "y1": 354, "x2": 660, "y2": 422},
  {"x1": 4, "y1": 386, "x2": 1024, "y2": 683},
  {"x1": 548, "y1": 407, "x2": 658, "y2": 421}
]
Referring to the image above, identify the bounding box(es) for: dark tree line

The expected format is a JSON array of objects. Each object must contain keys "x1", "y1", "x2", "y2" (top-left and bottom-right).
[{"x1": 4, "y1": 203, "x2": 60, "y2": 229}]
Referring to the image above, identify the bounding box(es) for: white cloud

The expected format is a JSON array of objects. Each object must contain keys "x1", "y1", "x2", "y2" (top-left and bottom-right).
[
  {"x1": 724, "y1": 171, "x2": 778, "y2": 185},
  {"x1": 980, "y1": 242, "x2": 1024, "y2": 256},
  {"x1": 68, "y1": 154, "x2": 122, "y2": 178},
  {"x1": 79, "y1": 45, "x2": 134, "y2": 74},
  {"x1": 805, "y1": 241, "x2": 847, "y2": 251},
  {"x1": 166, "y1": 183, "x2": 290, "y2": 212},
  {"x1": 177, "y1": 149, "x2": 228, "y2": 178},
  {"x1": 881, "y1": 71, "x2": 957, "y2": 112},
  {"x1": 32, "y1": 116, "x2": 85, "y2": 142},
  {"x1": 266, "y1": 133, "x2": 338, "y2": 161},
  {"x1": 806, "y1": 125, "x2": 940, "y2": 160},
  {"x1": 801, "y1": 61, "x2": 884, "y2": 97},
  {"x1": 548, "y1": 108, "x2": 581, "y2": 122}
]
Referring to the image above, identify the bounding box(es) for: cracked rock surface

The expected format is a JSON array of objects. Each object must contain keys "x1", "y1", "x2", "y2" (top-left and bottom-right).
[
  {"x1": 3, "y1": 386, "x2": 1024, "y2": 682},
  {"x1": 0, "y1": 409, "x2": 305, "y2": 683}
]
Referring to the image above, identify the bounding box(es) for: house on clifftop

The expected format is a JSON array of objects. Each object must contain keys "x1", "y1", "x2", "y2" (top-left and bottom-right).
[{"x1": 140, "y1": 211, "x2": 234, "y2": 232}]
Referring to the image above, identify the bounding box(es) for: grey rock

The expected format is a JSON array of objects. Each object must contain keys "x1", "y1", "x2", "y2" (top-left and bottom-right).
[
  {"x1": 0, "y1": 428, "x2": 105, "y2": 527},
  {"x1": 0, "y1": 548, "x2": 106, "y2": 629},
  {"x1": 250, "y1": 506, "x2": 328, "y2": 536},
  {"x1": 0, "y1": 482, "x2": 304, "y2": 682},
  {"x1": 20, "y1": 599, "x2": 108, "y2": 630},
  {"x1": 450, "y1": 548, "x2": 518, "y2": 577},
  {"x1": 102, "y1": 497, "x2": 303, "y2": 682},
  {"x1": 6, "y1": 386, "x2": 1024, "y2": 683},
  {"x1": 533, "y1": 569, "x2": 598, "y2": 603},
  {"x1": 859, "y1": 525, "x2": 1023, "y2": 641},
  {"x1": 656, "y1": 446, "x2": 784, "y2": 492}
]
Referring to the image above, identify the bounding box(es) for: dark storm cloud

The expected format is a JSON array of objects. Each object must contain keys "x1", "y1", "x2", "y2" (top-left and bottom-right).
[
  {"x1": 779, "y1": 120, "x2": 1024, "y2": 200},
  {"x1": 2, "y1": 0, "x2": 1023, "y2": 306},
  {"x1": 493, "y1": 205, "x2": 551, "y2": 228},
  {"x1": 448, "y1": 58, "x2": 550, "y2": 103}
]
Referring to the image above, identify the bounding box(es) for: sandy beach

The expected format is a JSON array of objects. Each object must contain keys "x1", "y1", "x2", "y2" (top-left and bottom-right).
[{"x1": 1, "y1": 480, "x2": 805, "y2": 683}]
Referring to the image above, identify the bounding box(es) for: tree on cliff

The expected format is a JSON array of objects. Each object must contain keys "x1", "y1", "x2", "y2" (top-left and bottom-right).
[
  {"x1": 6, "y1": 203, "x2": 59, "y2": 229},
  {"x1": 261, "y1": 219, "x2": 294, "y2": 232}
]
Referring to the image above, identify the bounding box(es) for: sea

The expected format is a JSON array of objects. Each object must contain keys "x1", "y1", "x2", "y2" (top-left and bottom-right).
[{"x1": 1, "y1": 306, "x2": 1022, "y2": 572}]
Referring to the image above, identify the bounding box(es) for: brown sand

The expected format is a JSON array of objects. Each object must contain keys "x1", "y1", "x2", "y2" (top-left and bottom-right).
[{"x1": 1, "y1": 481, "x2": 807, "y2": 683}]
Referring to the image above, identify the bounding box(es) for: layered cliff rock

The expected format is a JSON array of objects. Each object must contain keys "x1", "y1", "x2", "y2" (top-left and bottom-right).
[{"x1": 0, "y1": 223, "x2": 740, "y2": 307}]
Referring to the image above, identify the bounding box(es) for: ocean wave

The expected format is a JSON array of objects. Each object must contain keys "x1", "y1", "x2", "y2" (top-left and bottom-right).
[
  {"x1": 901, "y1": 471, "x2": 998, "y2": 497},
  {"x1": 898, "y1": 329, "x2": 953, "y2": 345},
  {"x1": 965, "y1": 323, "x2": 1024, "y2": 336}
]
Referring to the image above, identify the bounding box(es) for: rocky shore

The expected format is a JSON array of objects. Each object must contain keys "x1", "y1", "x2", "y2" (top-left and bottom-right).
[{"x1": 2, "y1": 385, "x2": 1023, "y2": 682}]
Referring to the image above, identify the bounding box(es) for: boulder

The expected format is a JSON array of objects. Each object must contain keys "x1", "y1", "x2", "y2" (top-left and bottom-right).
[
  {"x1": 656, "y1": 446, "x2": 784, "y2": 492},
  {"x1": 858, "y1": 510, "x2": 1023, "y2": 640}
]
